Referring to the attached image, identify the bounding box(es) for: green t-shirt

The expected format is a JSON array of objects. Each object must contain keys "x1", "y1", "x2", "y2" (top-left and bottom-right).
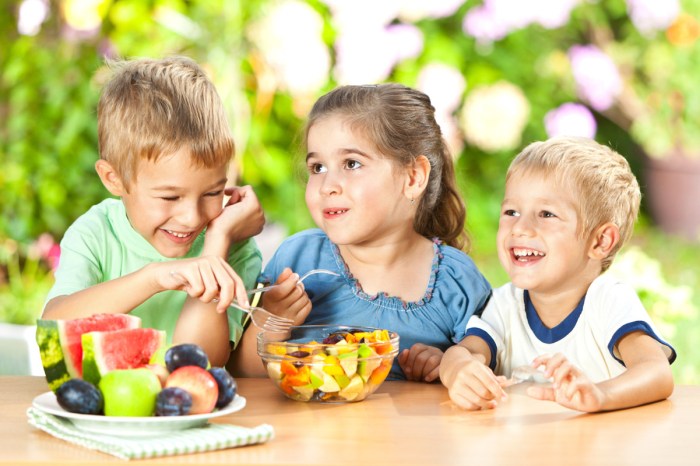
[{"x1": 45, "y1": 198, "x2": 262, "y2": 346}]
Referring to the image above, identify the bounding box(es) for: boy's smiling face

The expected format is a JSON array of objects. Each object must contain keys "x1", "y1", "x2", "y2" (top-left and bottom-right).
[
  {"x1": 104, "y1": 147, "x2": 228, "y2": 258},
  {"x1": 497, "y1": 170, "x2": 596, "y2": 297}
]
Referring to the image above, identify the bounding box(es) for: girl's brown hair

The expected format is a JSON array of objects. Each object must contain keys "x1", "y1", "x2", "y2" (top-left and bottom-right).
[{"x1": 304, "y1": 84, "x2": 469, "y2": 250}]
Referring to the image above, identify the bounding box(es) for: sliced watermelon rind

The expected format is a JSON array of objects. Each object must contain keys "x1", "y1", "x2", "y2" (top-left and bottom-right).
[
  {"x1": 82, "y1": 328, "x2": 166, "y2": 385},
  {"x1": 35, "y1": 320, "x2": 70, "y2": 392},
  {"x1": 36, "y1": 314, "x2": 142, "y2": 392}
]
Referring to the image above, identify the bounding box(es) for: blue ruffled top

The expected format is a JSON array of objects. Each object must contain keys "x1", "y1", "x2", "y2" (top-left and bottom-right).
[{"x1": 260, "y1": 229, "x2": 492, "y2": 380}]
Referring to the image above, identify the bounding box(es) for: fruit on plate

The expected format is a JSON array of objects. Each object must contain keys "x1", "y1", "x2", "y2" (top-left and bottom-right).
[
  {"x1": 155, "y1": 387, "x2": 193, "y2": 416},
  {"x1": 82, "y1": 328, "x2": 166, "y2": 385},
  {"x1": 209, "y1": 367, "x2": 237, "y2": 408},
  {"x1": 55, "y1": 379, "x2": 104, "y2": 415},
  {"x1": 165, "y1": 366, "x2": 218, "y2": 414},
  {"x1": 98, "y1": 368, "x2": 162, "y2": 417},
  {"x1": 164, "y1": 343, "x2": 209, "y2": 372},
  {"x1": 36, "y1": 314, "x2": 141, "y2": 391},
  {"x1": 261, "y1": 328, "x2": 397, "y2": 402}
]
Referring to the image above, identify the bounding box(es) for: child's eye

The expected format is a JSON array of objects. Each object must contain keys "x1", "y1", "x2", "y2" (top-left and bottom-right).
[
  {"x1": 541, "y1": 210, "x2": 557, "y2": 218},
  {"x1": 205, "y1": 190, "x2": 223, "y2": 197},
  {"x1": 503, "y1": 209, "x2": 519, "y2": 217},
  {"x1": 344, "y1": 159, "x2": 362, "y2": 170},
  {"x1": 160, "y1": 196, "x2": 179, "y2": 202},
  {"x1": 308, "y1": 163, "x2": 327, "y2": 174}
]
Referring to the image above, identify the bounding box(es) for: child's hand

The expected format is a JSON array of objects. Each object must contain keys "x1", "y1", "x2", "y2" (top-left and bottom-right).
[
  {"x1": 398, "y1": 344, "x2": 443, "y2": 383},
  {"x1": 259, "y1": 268, "x2": 311, "y2": 325},
  {"x1": 159, "y1": 256, "x2": 249, "y2": 312},
  {"x1": 526, "y1": 353, "x2": 605, "y2": 412},
  {"x1": 444, "y1": 359, "x2": 507, "y2": 410},
  {"x1": 206, "y1": 185, "x2": 265, "y2": 245}
]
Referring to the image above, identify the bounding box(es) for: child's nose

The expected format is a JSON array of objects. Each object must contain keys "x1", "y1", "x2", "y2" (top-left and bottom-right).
[
  {"x1": 319, "y1": 172, "x2": 341, "y2": 196},
  {"x1": 512, "y1": 215, "x2": 535, "y2": 236},
  {"x1": 176, "y1": 202, "x2": 204, "y2": 228}
]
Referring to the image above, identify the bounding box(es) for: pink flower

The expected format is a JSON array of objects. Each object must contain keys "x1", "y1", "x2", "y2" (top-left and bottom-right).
[
  {"x1": 32, "y1": 233, "x2": 61, "y2": 272},
  {"x1": 568, "y1": 44, "x2": 622, "y2": 111},
  {"x1": 544, "y1": 103, "x2": 597, "y2": 139}
]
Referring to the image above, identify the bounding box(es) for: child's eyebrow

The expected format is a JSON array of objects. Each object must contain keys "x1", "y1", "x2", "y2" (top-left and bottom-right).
[
  {"x1": 306, "y1": 147, "x2": 371, "y2": 161},
  {"x1": 151, "y1": 178, "x2": 227, "y2": 191}
]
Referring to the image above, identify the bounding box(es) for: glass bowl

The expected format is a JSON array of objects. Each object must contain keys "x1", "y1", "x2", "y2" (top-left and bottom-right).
[{"x1": 257, "y1": 325, "x2": 399, "y2": 402}]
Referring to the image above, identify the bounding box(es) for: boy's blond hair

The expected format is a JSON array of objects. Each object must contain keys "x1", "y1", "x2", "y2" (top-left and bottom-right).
[
  {"x1": 97, "y1": 56, "x2": 233, "y2": 188},
  {"x1": 506, "y1": 136, "x2": 640, "y2": 272}
]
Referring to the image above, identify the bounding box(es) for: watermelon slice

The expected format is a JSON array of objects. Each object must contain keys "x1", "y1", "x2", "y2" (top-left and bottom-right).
[
  {"x1": 82, "y1": 328, "x2": 166, "y2": 385},
  {"x1": 36, "y1": 314, "x2": 141, "y2": 391}
]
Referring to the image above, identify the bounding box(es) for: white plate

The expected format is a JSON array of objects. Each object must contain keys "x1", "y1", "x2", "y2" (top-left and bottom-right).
[{"x1": 32, "y1": 391, "x2": 246, "y2": 437}]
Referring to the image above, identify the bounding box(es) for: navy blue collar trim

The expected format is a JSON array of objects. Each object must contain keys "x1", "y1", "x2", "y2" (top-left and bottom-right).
[{"x1": 524, "y1": 290, "x2": 586, "y2": 343}]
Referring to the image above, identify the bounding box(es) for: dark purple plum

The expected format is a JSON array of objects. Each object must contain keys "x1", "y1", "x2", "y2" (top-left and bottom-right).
[
  {"x1": 164, "y1": 343, "x2": 209, "y2": 372},
  {"x1": 155, "y1": 387, "x2": 193, "y2": 416},
  {"x1": 56, "y1": 379, "x2": 103, "y2": 415},
  {"x1": 208, "y1": 367, "x2": 237, "y2": 408}
]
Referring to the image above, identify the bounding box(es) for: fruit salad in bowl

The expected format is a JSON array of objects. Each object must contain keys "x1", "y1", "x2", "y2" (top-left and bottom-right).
[{"x1": 257, "y1": 325, "x2": 399, "y2": 402}]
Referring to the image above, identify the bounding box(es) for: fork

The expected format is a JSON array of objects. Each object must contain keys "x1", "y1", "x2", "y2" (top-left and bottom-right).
[
  {"x1": 246, "y1": 268, "x2": 340, "y2": 295},
  {"x1": 168, "y1": 271, "x2": 293, "y2": 332},
  {"x1": 227, "y1": 301, "x2": 294, "y2": 333},
  {"x1": 503, "y1": 365, "x2": 552, "y2": 387}
]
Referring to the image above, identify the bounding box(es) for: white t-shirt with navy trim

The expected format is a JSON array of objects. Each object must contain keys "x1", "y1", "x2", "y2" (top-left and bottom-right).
[{"x1": 465, "y1": 274, "x2": 676, "y2": 383}]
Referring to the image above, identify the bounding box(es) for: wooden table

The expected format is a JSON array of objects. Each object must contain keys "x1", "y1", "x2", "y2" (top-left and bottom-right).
[{"x1": 1, "y1": 376, "x2": 697, "y2": 465}]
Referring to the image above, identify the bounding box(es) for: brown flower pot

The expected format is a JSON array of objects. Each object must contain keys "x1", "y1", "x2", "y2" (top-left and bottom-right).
[{"x1": 644, "y1": 154, "x2": 700, "y2": 241}]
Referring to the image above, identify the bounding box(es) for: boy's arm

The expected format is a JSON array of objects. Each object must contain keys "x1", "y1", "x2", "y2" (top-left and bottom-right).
[
  {"x1": 440, "y1": 335, "x2": 507, "y2": 410},
  {"x1": 42, "y1": 261, "x2": 178, "y2": 320},
  {"x1": 227, "y1": 325, "x2": 267, "y2": 377},
  {"x1": 528, "y1": 331, "x2": 673, "y2": 412}
]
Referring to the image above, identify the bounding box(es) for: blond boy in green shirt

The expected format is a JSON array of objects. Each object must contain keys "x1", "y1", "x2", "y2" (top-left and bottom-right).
[{"x1": 43, "y1": 57, "x2": 264, "y2": 366}]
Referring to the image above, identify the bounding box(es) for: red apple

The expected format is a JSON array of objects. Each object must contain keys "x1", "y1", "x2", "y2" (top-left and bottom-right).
[{"x1": 165, "y1": 366, "x2": 218, "y2": 414}]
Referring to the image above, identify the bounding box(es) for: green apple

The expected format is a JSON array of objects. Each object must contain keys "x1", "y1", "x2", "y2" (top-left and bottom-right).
[
  {"x1": 98, "y1": 368, "x2": 162, "y2": 417},
  {"x1": 339, "y1": 374, "x2": 365, "y2": 401}
]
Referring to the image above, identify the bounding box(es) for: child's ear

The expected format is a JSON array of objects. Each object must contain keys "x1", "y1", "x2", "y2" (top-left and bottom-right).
[
  {"x1": 404, "y1": 155, "x2": 431, "y2": 201},
  {"x1": 588, "y1": 223, "x2": 620, "y2": 260},
  {"x1": 95, "y1": 160, "x2": 127, "y2": 196}
]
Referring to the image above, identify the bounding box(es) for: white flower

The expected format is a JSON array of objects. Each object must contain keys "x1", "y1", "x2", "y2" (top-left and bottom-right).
[
  {"x1": 398, "y1": 0, "x2": 467, "y2": 22},
  {"x1": 626, "y1": 0, "x2": 681, "y2": 35},
  {"x1": 417, "y1": 63, "x2": 467, "y2": 114},
  {"x1": 247, "y1": 1, "x2": 330, "y2": 96},
  {"x1": 17, "y1": 0, "x2": 49, "y2": 36},
  {"x1": 460, "y1": 81, "x2": 530, "y2": 152}
]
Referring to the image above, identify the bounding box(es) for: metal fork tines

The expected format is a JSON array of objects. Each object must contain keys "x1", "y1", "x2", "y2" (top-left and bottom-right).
[
  {"x1": 228, "y1": 302, "x2": 293, "y2": 332},
  {"x1": 247, "y1": 268, "x2": 340, "y2": 295}
]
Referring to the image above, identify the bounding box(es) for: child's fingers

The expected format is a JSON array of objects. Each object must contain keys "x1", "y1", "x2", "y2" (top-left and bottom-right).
[
  {"x1": 424, "y1": 363, "x2": 441, "y2": 383},
  {"x1": 526, "y1": 384, "x2": 556, "y2": 401}
]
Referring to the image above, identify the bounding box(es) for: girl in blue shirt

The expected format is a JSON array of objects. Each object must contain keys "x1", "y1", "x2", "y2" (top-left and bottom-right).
[{"x1": 233, "y1": 84, "x2": 491, "y2": 381}]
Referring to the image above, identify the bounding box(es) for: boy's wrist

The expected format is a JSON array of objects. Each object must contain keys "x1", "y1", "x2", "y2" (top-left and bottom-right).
[{"x1": 203, "y1": 230, "x2": 232, "y2": 257}]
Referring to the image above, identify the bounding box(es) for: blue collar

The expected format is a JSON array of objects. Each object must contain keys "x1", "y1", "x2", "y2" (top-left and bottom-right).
[{"x1": 524, "y1": 290, "x2": 586, "y2": 343}]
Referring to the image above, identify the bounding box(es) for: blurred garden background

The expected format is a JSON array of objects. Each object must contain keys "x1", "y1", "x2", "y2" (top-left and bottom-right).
[{"x1": 1, "y1": 0, "x2": 699, "y2": 382}]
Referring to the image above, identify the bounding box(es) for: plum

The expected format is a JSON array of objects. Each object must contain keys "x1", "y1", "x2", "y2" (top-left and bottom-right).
[
  {"x1": 155, "y1": 387, "x2": 193, "y2": 416},
  {"x1": 56, "y1": 379, "x2": 104, "y2": 415},
  {"x1": 164, "y1": 343, "x2": 209, "y2": 372},
  {"x1": 208, "y1": 367, "x2": 237, "y2": 408}
]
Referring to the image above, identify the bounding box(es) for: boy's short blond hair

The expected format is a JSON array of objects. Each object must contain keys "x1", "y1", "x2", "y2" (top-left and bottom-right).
[
  {"x1": 506, "y1": 136, "x2": 641, "y2": 271},
  {"x1": 97, "y1": 56, "x2": 234, "y2": 188}
]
